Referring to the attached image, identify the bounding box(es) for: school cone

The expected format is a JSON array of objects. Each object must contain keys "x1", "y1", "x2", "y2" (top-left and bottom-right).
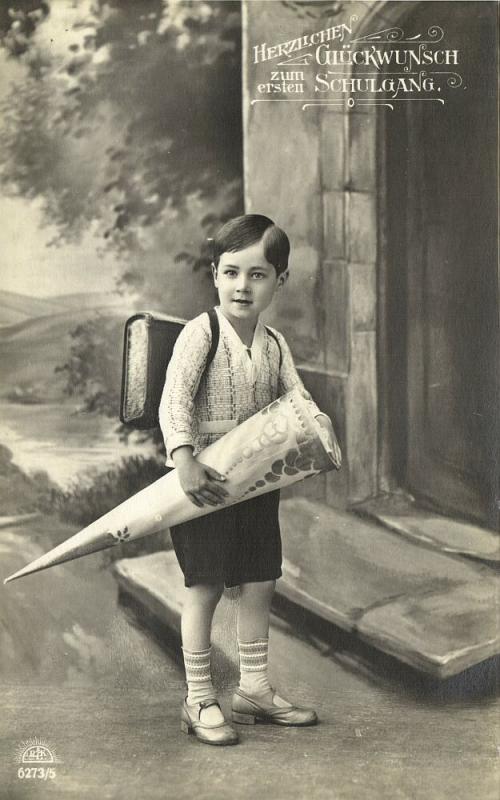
[{"x1": 4, "y1": 389, "x2": 339, "y2": 585}]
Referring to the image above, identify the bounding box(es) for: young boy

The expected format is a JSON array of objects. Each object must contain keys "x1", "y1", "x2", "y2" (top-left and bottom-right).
[{"x1": 159, "y1": 214, "x2": 340, "y2": 746}]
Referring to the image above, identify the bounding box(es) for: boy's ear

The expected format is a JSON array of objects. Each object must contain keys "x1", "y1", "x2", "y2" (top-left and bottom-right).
[
  {"x1": 277, "y1": 270, "x2": 289, "y2": 289},
  {"x1": 211, "y1": 262, "x2": 218, "y2": 286}
]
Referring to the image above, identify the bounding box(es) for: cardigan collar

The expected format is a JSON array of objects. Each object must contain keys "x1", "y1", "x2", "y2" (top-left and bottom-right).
[{"x1": 215, "y1": 306, "x2": 264, "y2": 384}]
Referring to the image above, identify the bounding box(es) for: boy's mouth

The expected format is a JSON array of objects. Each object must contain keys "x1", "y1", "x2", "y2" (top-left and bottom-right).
[{"x1": 233, "y1": 299, "x2": 252, "y2": 305}]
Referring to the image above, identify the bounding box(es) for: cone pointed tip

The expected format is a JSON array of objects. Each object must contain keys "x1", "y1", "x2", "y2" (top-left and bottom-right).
[{"x1": 4, "y1": 567, "x2": 28, "y2": 584}]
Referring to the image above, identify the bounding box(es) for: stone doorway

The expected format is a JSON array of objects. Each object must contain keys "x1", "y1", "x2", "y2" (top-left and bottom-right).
[{"x1": 380, "y1": 2, "x2": 498, "y2": 529}]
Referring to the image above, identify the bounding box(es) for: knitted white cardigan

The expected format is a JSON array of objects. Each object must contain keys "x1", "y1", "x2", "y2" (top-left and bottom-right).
[{"x1": 159, "y1": 308, "x2": 322, "y2": 466}]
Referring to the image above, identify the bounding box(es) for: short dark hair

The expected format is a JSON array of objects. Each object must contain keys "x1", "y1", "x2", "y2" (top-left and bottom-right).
[{"x1": 212, "y1": 214, "x2": 290, "y2": 276}]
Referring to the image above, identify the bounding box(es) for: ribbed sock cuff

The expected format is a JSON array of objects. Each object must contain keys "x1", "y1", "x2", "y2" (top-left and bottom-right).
[
  {"x1": 238, "y1": 638, "x2": 272, "y2": 696},
  {"x1": 182, "y1": 646, "x2": 211, "y2": 674},
  {"x1": 182, "y1": 646, "x2": 215, "y2": 705},
  {"x1": 238, "y1": 638, "x2": 269, "y2": 671}
]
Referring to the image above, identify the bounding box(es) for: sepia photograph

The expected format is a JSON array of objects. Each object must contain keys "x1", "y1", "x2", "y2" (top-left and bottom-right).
[{"x1": 0, "y1": 1, "x2": 498, "y2": 798}]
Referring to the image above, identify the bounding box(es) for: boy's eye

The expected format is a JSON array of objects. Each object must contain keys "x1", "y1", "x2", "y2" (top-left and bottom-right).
[{"x1": 222, "y1": 269, "x2": 266, "y2": 279}]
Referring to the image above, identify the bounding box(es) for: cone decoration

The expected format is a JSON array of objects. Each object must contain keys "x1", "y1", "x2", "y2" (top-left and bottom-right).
[{"x1": 4, "y1": 389, "x2": 338, "y2": 584}]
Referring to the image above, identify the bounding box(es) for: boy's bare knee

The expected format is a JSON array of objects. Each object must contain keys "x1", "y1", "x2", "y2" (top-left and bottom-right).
[
  {"x1": 240, "y1": 579, "x2": 276, "y2": 597},
  {"x1": 185, "y1": 582, "x2": 224, "y2": 608}
]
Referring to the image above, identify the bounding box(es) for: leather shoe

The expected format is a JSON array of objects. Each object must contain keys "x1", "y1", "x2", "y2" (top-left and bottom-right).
[
  {"x1": 181, "y1": 698, "x2": 239, "y2": 746},
  {"x1": 232, "y1": 688, "x2": 318, "y2": 727}
]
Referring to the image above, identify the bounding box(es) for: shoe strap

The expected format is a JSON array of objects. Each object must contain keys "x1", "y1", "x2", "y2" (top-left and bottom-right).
[{"x1": 198, "y1": 699, "x2": 221, "y2": 718}]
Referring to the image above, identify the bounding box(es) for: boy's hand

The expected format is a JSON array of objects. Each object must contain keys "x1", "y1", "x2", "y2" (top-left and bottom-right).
[
  {"x1": 172, "y1": 447, "x2": 229, "y2": 507},
  {"x1": 316, "y1": 414, "x2": 342, "y2": 470}
]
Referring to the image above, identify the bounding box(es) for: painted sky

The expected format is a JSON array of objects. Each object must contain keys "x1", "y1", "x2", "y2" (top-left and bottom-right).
[
  {"x1": 0, "y1": 6, "x2": 118, "y2": 299},
  {"x1": 0, "y1": 194, "x2": 119, "y2": 299}
]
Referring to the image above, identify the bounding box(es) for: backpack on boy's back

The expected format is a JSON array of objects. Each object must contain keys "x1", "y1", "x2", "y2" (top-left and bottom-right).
[
  {"x1": 120, "y1": 309, "x2": 283, "y2": 431},
  {"x1": 120, "y1": 309, "x2": 219, "y2": 430}
]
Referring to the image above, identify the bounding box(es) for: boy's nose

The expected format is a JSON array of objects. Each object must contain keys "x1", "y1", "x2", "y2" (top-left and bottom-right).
[{"x1": 236, "y1": 276, "x2": 250, "y2": 292}]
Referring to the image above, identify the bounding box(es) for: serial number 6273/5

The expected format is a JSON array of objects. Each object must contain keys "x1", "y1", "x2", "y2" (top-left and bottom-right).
[{"x1": 18, "y1": 766, "x2": 56, "y2": 780}]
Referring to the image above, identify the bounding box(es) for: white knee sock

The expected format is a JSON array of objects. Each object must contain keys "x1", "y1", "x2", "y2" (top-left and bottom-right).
[
  {"x1": 182, "y1": 646, "x2": 216, "y2": 706},
  {"x1": 237, "y1": 638, "x2": 292, "y2": 706},
  {"x1": 238, "y1": 638, "x2": 272, "y2": 696}
]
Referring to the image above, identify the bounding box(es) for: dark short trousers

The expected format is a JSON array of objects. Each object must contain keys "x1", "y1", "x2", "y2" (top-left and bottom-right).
[{"x1": 169, "y1": 489, "x2": 282, "y2": 588}]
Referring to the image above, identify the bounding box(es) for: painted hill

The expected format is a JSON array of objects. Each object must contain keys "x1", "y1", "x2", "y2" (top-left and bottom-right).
[
  {"x1": 0, "y1": 303, "x2": 137, "y2": 403},
  {"x1": 50, "y1": 291, "x2": 127, "y2": 310},
  {"x1": 0, "y1": 290, "x2": 63, "y2": 326},
  {"x1": 0, "y1": 290, "x2": 126, "y2": 327}
]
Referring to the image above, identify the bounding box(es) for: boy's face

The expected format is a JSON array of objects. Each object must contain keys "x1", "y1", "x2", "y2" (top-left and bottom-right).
[{"x1": 212, "y1": 239, "x2": 287, "y2": 327}]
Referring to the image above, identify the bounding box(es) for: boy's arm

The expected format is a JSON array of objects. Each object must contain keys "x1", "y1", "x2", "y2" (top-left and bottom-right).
[
  {"x1": 275, "y1": 330, "x2": 324, "y2": 418},
  {"x1": 158, "y1": 318, "x2": 212, "y2": 462},
  {"x1": 275, "y1": 330, "x2": 342, "y2": 469}
]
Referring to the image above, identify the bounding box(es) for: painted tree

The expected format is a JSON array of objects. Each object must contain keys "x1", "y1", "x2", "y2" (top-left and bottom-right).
[{"x1": 0, "y1": 0, "x2": 243, "y2": 428}]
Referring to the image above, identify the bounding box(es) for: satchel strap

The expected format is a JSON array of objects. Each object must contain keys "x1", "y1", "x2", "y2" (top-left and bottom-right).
[
  {"x1": 206, "y1": 308, "x2": 220, "y2": 368},
  {"x1": 265, "y1": 327, "x2": 283, "y2": 371}
]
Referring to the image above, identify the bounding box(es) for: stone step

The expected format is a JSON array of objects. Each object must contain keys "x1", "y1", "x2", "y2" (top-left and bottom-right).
[
  {"x1": 353, "y1": 493, "x2": 499, "y2": 561},
  {"x1": 113, "y1": 551, "x2": 241, "y2": 688},
  {"x1": 277, "y1": 498, "x2": 500, "y2": 677},
  {"x1": 113, "y1": 495, "x2": 500, "y2": 679}
]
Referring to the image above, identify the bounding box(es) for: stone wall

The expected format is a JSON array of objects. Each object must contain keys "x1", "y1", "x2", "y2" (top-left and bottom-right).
[{"x1": 242, "y1": 0, "x2": 398, "y2": 507}]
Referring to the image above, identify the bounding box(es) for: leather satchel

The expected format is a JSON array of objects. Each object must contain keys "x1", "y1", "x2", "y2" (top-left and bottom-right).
[{"x1": 120, "y1": 310, "x2": 219, "y2": 429}]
